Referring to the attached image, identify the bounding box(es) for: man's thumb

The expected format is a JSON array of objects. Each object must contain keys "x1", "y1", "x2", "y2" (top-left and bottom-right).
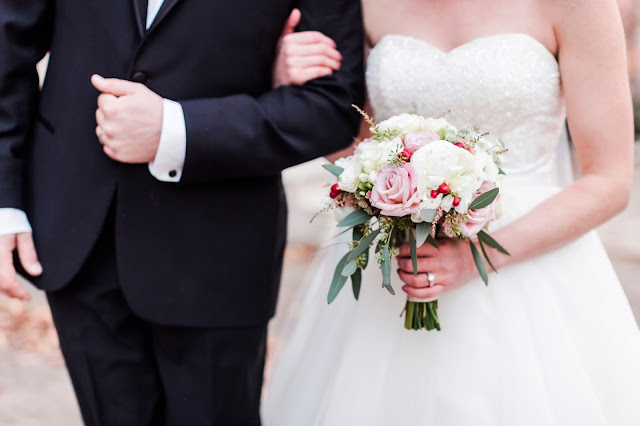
[
  {"x1": 281, "y1": 8, "x2": 301, "y2": 37},
  {"x1": 91, "y1": 74, "x2": 138, "y2": 97}
]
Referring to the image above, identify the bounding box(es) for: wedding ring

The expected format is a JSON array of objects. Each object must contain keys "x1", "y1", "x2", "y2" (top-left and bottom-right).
[{"x1": 427, "y1": 272, "x2": 435, "y2": 287}]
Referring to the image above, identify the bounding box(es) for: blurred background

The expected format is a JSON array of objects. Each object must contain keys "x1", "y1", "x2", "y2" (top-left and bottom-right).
[{"x1": 2, "y1": 3, "x2": 640, "y2": 425}]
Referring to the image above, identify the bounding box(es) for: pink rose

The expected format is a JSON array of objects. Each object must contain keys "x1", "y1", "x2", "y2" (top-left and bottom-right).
[
  {"x1": 370, "y1": 164, "x2": 421, "y2": 216},
  {"x1": 403, "y1": 132, "x2": 440, "y2": 153},
  {"x1": 459, "y1": 181, "x2": 499, "y2": 238}
]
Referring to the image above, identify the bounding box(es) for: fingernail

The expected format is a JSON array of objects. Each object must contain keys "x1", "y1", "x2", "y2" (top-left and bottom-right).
[{"x1": 30, "y1": 263, "x2": 43, "y2": 275}]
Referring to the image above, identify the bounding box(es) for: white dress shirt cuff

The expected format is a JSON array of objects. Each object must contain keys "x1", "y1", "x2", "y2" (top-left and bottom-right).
[
  {"x1": 0, "y1": 209, "x2": 32, "y2": 236},
  {"x1": 149, "y1": 99, "x2": 186, "y2": 182}
]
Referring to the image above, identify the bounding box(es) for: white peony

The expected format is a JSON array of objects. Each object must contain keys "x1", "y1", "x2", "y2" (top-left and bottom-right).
[
  {"x1": 377, "y1": 114, "x2": 429, "y2": 134},
  {"x1": 356, "y1": 138, "x2": 403, "y2": 177},
  {"x1": 423, "y1": 117, "x2": 457, "y2": 134},
  {"x1": 410, "y1": 140, "x2": 484, "y2": 212},
  {"x1": 475, "y1": 149, "x2": 500, "y2": 183},
  {"x1": 335, "y1": 156, "x2": 361, "y2": 193}
]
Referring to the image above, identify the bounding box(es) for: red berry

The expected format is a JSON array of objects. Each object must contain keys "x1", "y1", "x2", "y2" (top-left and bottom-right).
[
  {"x1": 452, "y1": 197, "x2": 461, "y2": 207},
  {"x1": 454, "y1": 142, "x2": 465, "y2": 148},
  {"x1": 438, "y1": 183, "x2": 450, "y2": 194},
  {"x1": 330, "y1": 191, "x2": 340, "y2": 199},
  {"x1": 401, "y1": 148, "x2": 412, "y2": 161},
  {"x1": 331, "y1": 183, "x2": 340, "y2": 193},
  {"x1": 430, "y1": 190, "x2": 439, "y2": 198}
]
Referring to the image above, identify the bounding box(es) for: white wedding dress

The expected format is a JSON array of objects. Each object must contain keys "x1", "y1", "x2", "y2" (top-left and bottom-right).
[{"x1": 263, "y1": 34, "x2": 640, "y2": 425}]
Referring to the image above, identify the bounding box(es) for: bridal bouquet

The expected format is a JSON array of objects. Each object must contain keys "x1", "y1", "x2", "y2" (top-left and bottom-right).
[{"x1": 317, "y1": 108, "x2": 509, "y2": 331}]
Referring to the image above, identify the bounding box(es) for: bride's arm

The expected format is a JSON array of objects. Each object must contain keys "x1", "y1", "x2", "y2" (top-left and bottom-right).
[
  {"x1": 272, "y1": 21, "x2": 372, "y2": 162},
  {"x1": 399, "y1": 0, "x2": 634, "y2": 298}
]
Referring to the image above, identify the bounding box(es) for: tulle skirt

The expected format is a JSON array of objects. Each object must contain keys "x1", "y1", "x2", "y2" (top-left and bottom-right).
[{"x1": 262, "y1": 182, "x2": 640, "y2": 426}]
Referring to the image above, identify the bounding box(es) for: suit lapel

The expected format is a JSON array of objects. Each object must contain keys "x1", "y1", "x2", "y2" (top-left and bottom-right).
[
  {"x1": 145, "y1": 0, "x2": 182, "y2": 35},
  {"x1": 132, "y1": 0, "x2": 148, "y2": 37}
]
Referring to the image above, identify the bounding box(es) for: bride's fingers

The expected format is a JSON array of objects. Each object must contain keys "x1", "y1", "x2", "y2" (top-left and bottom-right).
[
  {"x1": 283, "y1": 42, "x2": 342, "y2": 61},
  {"x1": 288, "y1": 66, "x2": 333, "y2": 85},
  {"x1": 287, "y1": 55, "x2": 341, "y2": 70},
  {"x1": 401, "y1": 283, "x2": 445, "y2": 300},
  {"x1": 285, "y1": 31, "x2": 336, "y2": 48},
  {"x1": 397, "y1": 257, "x2": 438, "y2": 274},
  {"x1": 397, "y1": 242, "x2": 439, "y2": 258}
]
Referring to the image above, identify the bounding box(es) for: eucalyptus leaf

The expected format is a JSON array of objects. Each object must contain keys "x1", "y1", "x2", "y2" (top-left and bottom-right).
[
  {"x1": 498, "y1": 168, "x2": 506, "y2": 175},
  {"x1": 381, "y1": 245, "x2": 395, "y2": 295},
  {"x1": 469, "y1": 240, "x2": 489, "y2": 286},
  {"x1": 426, "y1": 234, "x2": 440, "y2": 249},
  {"x1": 477, "y1": 230, "x2": 510, "y2": 255},
  {"x1": 362, "y1": 247, "x2": 370, "y2": 270},
  {"x1": 353, "y1": 225, "x2": 365, "y2": 243},
  {"x1": 409, "y1": 229, "x2": 419, "y2": 276},
  {"x1": 478, "y1": 238, "x2": 497, "y2": 273},
  {"x1": 351, "y1": 268, "x2": 362, "y2": 300},
  {"x1": 419, "y1": 209, "x2": 437, "y2": 222},
  {"x1": 416, "y1": 222, "x2": 431, "y2": 248},
  {"x1": 347, "y1": 228, "x2": 381, "y2": 263},
  {"x1": 469, "y1": 188, "x2": 500, "y2": 210},
  {"x1": 341, "y1": 260, "x2": 358, "y2": 277},
  {"x1": 330, "y1": 225, "x2": 355, "y2": 239},
  {"x1": 322, "y1": 164, "x2": 344, "y2": 177},
  {"x1": 328, "y1": 253, "x2": 350, "y2": 303},
  {"x1": 337, "y1": 210, "x2": 373, "y2": 228}
]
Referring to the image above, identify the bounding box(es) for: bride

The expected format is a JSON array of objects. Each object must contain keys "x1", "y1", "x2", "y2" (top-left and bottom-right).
[{"x1": 264, "y1": 0, "x2": 640, "y2": 424}]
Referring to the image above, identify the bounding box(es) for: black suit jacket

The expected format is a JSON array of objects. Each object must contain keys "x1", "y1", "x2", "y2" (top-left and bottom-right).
[{"x1": 0, "y1": 0, "x2": 365, "y2": 326}]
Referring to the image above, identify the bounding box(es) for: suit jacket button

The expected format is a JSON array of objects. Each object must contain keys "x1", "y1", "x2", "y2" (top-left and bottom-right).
[
  {"x1": 132, "y1": 71, "x2": 148, "y2": 84},
  {"x1": 168, "y1": 170, "x2": 177, "y2": 178}
]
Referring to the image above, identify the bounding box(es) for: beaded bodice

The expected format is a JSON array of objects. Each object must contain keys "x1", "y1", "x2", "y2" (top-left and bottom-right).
[{"x1": 367, "y1": 33, "x2": 565, "y2": 183}]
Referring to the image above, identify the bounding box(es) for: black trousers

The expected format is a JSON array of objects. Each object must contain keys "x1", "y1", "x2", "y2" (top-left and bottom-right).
[{"x1": 47, "y1": 211, "x2": 267, "y2": 426}]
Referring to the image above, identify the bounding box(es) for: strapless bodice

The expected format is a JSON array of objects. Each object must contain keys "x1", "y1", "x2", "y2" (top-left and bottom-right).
[{"x1": 366, "y1": 33, "x2": 565, "y2": 183}]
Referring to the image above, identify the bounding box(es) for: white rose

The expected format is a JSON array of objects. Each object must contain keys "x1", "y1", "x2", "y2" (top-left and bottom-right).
[
  {"x1": 475, "y1": 149, "x2": 500, "y2": 183},
  {"x1": 410, "y1": 140, "x2": 483, "y2": 208}
]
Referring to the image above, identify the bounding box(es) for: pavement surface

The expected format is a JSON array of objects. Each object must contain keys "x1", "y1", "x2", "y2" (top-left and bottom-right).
[{"x1": 1, "y1": 149, "x2": 639, "y2": 426}]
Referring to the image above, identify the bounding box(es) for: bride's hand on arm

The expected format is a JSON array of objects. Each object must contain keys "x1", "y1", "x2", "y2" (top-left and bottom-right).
[
  {"x1": 272, "y1": 9, "x2": 342, "y2": 88},
  {"x1": 399, "y1": 0, "x2": 634, "y2": 299}
]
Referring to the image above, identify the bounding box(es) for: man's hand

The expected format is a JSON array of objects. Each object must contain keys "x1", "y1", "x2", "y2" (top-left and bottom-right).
[
  {"x1": 0, "y1": 233, "x2": 42, "y2": 301},
  {"x1": 91, "y1": 74, "x2": 163, "y2": 164}
]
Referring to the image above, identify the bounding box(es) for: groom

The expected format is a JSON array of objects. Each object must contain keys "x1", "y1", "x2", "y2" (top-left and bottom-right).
[{"x1": 0, "y1": 1, "x2": 364, "y2": 424}]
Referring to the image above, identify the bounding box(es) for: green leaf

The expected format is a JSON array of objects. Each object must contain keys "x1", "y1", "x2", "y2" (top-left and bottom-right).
[
  {"x1": 416, "y1": 222, "x2": 431, "y2": 248},
  {"x1": 419, "y1": 209, "x2": 437, "y2": 222},
  {"x1": 347, "y1": 228, "x2": 381, "y2": 263},
  {"x1": 323, "y1": 164, "x2": 344, "y2": 177},
  {"x1": 381, "y1": 245, "x2": 395, "y2": 295},
  {"x1": 337, "y1": 210, "x2": 373, "y2": 228},
  {"x1": 469, "y1": 188, "x2": 500, "y2": 210},
  {"x1": 498, "y1": 168, "x2": 506, "y2": 175},
  {"x1": 477, "y1": 230, "x2": 510, "y2": 255},
  {"x1": 362, "y1": 247, "x2": 370, "y2": 270},
  {"x1": 328, "y1": 253, "x2": 350, "y2": 303},
  {"x1": 478, "y1": 238, "x2": 497, "y2": 273},
  {"x1": 469, "y1": 240, "x2": 489, "y2": 286},
  {"x1": 409, "y1": 228, "x2": 418, "y2": 276},
  {"x1": 426, "y1": 234, "x2": 440, "y2": 249},
  {"x1": 353, "y1": 225, "x2": 365, "y2": 243},
  {"x1": 351, "y1": 268, "x2": 362, "y2": 300},
  {"x1": 341, "y1": 260, "x2": 358, "y2": 277}
]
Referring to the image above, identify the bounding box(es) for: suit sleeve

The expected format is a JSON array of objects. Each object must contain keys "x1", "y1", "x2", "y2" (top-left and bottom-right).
[
  {"x1": 0, "y1": 0, "x2": 53, "y2": 209},
  {"x1": 179, "y1": 0, "x2": 365, "y2": 184}
]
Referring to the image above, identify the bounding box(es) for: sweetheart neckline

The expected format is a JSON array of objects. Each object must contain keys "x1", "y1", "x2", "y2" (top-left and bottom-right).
[{"x1": 373, "y1": 33, "x2": 558, "y2": 65}]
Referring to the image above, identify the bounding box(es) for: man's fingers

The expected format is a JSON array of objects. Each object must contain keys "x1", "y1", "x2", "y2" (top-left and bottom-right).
[
  {"x1": 0, "y1": 235, "x2": 30, "y2": 301},
  {"x1": 97, "y1": 93, "x2": 118, "y2": 112},
  {"x1": 91, "y1": 74, "x2": 139, "y2": 97},
  {"x1": 280, "y1": 8, "x2": 301, "y2": 37},
  {"x1": 17, "y1": 233, "x2": 42, "y2": 277}
]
